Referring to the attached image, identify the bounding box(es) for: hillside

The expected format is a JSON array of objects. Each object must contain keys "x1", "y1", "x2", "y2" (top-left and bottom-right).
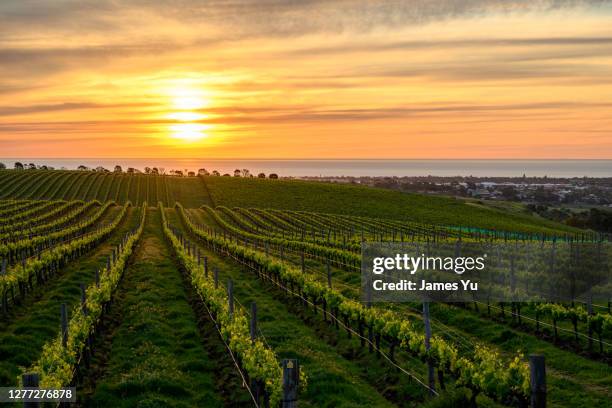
[
  {"x1": 0, "y1": 170, "x2": 210, "y2": 208},
  {"x1": 203, "y1": 176, "x2": 578, "y2": 234},
  {"x1": 0, "y1": 170, "x2": 577, "y2": 234}
]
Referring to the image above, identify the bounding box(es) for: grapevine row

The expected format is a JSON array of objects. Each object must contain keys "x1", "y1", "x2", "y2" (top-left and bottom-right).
[
  {"x1": 0, "y1": 202, "x2": 130, "y2": 311},
  {"x1": 0, "y1": 201, "x2": 115, "y2": 263},
  {"x1": 161, "y1": 203, "x2": 285, "y2": 406},
  {"x1": 27, "y1": 203, "x2": 146, "y2": 388}
]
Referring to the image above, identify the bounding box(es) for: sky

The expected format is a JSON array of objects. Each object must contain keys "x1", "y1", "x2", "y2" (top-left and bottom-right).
[{"x1": 1, "y1": 0, "x2": 612, "y2": 159}]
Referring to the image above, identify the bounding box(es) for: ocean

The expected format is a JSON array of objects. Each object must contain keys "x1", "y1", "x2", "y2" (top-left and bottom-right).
[{"x1": 0, "y1": 159, "x2": 610, "y2": 178}]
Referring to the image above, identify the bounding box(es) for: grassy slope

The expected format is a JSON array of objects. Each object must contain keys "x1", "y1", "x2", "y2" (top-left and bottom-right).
[
  {"x1": 0, "y1": 171, "x2": 209, "y2": 208},
  {"x1": 0, "y1": 170, "x2": 578, "y2": 233},
  {"x1": 203, "y1": 176, "x2": 577, "y2": 234}
]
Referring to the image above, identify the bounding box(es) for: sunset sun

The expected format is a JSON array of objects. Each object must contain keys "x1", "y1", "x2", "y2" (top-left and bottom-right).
[{"x1": 165, "y1": 83, "x2": 213, "y2": 142}]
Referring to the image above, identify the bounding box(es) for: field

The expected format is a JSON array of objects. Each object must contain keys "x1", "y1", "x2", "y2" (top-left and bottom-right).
[{"x1": 0, "y1": 170, "x2": 610, "y2": 407}]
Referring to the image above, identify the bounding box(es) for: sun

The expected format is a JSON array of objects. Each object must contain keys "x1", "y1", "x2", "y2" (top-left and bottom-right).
[
  {"x1": 164, "y1": 81, "x2": 213, "y2": 142},
  {"x1": 169, "y1": 123, "x2": 212, "y2": 142}
]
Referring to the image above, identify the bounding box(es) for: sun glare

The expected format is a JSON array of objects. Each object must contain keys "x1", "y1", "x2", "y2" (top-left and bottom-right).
[
  {"x1": 164, "y1": 81, "x2": 213, "y2": 142},
  {"x1": 169, "y1": 123, "x2": 211, "y2": 141},
  {"x1": 171, "y1": 87, "x2": 210, "y2": 110}
]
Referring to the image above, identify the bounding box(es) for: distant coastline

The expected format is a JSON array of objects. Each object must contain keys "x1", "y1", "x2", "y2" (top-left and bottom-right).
[{"x1": 0, "y1": 158, "x2": 610, "y2": 178}]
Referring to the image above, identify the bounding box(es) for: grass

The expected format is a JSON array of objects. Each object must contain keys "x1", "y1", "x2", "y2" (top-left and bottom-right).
[{"x1": 83, "y1": 209, "x2": 234, "y2": 407}]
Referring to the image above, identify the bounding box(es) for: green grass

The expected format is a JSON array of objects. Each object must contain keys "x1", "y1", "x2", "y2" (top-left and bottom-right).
[
  {"x1": 83, "y1": 209, "x2": 232, "y2": 407},
  {"x1": 202, "y1": 176, "x2": 578, "y2": 234}
]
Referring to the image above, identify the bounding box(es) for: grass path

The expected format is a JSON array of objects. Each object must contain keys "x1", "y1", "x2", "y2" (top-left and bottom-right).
[
  {"x1": 82, "y1": 209, "x2": 238, "y2": 407},
  {"x1": 0, "y1": 207, "x2": 137, "y2": 386}
]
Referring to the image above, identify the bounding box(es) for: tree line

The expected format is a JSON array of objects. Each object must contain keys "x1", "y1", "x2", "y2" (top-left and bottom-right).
[{"x1": 1, "y1": 162, "x2": 279, "y2": 179}]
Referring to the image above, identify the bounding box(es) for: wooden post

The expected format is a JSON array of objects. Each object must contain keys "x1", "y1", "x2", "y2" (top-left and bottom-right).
[
  {"x1": 250, "y1": 302, "x2": 257, "y2": 341},
  {"x1": 326, "y1": 258, "x2": 332, "y2": 289},
  {"x1": 80, "y1": 284, "x2": 88, "y2": 315},
  {"x1": 530, "y1": 354, "x2": 546, "y2": 408},
  {"x1": 366, "y1": 275, "x2": 372, "y2": 308},
  {"x1": 61, "y1": 303, "x2": 68, "y2": 348},
  {"x1": 228, "y1": 279, "x2": 234, "y2": 319},
  {"x1": 95, "y1": 269, "x2": 100, "y2": 288},
  {"x1": 423, "y1": 302, "x2": 435, "y2": 396},
  {"x1": 1, "y1": 259, "x2": 6, "y2": 276},
  {"x1": 22, "y1": 373, "x2": 39, "y2": 408},
  {"x1": 204, "y1": 256, "x2": 208, "y2": 277},
  {"x1": 300, "y1": 251, "x2": 305, "y2": 274},
  {"x1": 214, "y1": 267, "x2": 219, "y2": 289},
  {"x1": 282, "y1": 359, "x2": 299, "y2": 408}
]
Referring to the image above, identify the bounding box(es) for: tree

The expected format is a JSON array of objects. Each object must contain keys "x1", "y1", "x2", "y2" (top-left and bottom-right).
[
  {"x1": 126, "y1": 167, "x2": 135, "y2": 174},
  {"x1": 258, "y1": 172, "x2": 266, "y2": 178},
  {"x1": 269, "y1": 173, "x2": 278, "y2": 179},
  {"x1": 27, "y1": 163, "x2": 36, "y2": 170},
  {"x1": 234, "y1": 169, "x2": 241, "y2": 177},
  {"x1": 501, "y1": 186, "x2": 519, "y2": 201},
  {"x1": 144, "y1": 167, "x2": 151, "y2": 174},
  {"x1": 95, "y1": 166, "x2": 109, "y2": 172},
  {"x1": 198, "y1": 168, "x2": 209, "y2": 176},
  {"x1": 159, "y1": 167, "x2": 166, "y2": 175},
  {"x1": 14, "y1": 162, "x2": 23, "y2": 170},
  {"x1": 175, "y1": 170, "x2": 184, "y2": 177},
  {"x1": 114, "y1": 165, "x2": 123, "y2": 173},
  {"x1": 77, "y1": 165, "x2": 89, "y2": 171},
  {"x1": 188, "y1": 171, "x2": 195, "y2": 177},
  {"x1": 0, "y1": 162, "x2": 5, "y2": 170},
  {"x1": 151, "y1": 167, "x2": 159, "y2": 175},
  {"x1": 223, "y1": 173, "x2": 231, "y2": 177},
  {"x1": 212, "y1": 170, "x2": 220, "y2": 176},
  {"x1": 241, "y1": 168, "x2": 250, "y2": 177}
]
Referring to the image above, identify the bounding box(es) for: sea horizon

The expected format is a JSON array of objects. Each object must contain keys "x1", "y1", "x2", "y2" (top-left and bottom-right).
[{"x1": 1, "y1": 158, "x2": 610, "y2": 178}]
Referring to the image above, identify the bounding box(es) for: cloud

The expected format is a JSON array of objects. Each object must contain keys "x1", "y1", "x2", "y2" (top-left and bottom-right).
[
  {"x1": 285, "y1": 37, "x2": 612, "y2": 57},
  {"x1": 1, "y1": 1, "x2": 608, "y2": 39},
  {"x1": 1, "y1": 101, "x2": 608, "y2": 134},
  {"x1": 0, "y1": 102, "x2": 150, "y2": 117}
]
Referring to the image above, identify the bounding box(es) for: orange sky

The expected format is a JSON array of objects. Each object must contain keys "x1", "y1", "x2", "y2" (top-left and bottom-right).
[{"x1": 1, "y1": 1, "x2": 612, "y2": 159}]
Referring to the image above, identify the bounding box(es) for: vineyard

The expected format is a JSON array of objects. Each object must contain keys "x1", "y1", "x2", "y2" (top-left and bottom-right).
[{"x1": 0, "y1": 170, "x2": 610, "y2": 407}]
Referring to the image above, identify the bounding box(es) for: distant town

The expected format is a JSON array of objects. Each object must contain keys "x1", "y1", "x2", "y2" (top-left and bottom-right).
[{"x1": 297, "y1": 175, "x2": 612, "y2": 206}]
